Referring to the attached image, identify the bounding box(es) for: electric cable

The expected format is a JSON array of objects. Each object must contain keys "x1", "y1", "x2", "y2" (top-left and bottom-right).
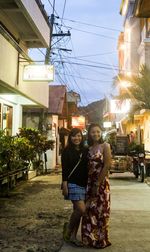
[
  {"x1": 61, "y1": 0, "x2": 67, "y2": 24},
  {"x1": 58, "y1": 73, "x2": 112, "y2": 83},
  {"x1": 56, "y1": 56, "x2": 119, "y2": 68},
  {"x1": 54, "y1": 60, "x2": 119, "y2": 71},
  {"x1": 61, "y1": 17, "x2": 122, "y2": 32}
]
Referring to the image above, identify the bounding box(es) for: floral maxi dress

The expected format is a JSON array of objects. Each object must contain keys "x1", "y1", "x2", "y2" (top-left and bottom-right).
[{"x1": 82, "y1": 144, "x2": 111, "y2": 249}]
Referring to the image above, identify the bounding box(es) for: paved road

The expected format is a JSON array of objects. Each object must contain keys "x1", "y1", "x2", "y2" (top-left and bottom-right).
[{"x1": 60, "y1": 173, "x2": 150, "y2": 252}]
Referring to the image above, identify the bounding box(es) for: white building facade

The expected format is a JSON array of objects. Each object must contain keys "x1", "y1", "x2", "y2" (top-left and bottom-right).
[
  {"x1": 0, "y1": 0, "x2": 51, "y2": 135},
  {"x1": 119, "y1": 0, "x2": 150, "y2": 150}
]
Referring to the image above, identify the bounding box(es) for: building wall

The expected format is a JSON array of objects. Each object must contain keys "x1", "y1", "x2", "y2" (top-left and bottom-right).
[
  {"x1": 0, "y1": 35, "x2": 18, "y2": 88},
  {"x1": 0, "y1": 34, "x2": 49, "y2": 107},
  {"x1": 123, "y1": 17, "x2": 140, "y2": 75},
  {"x1": 19, "y1": 0, "x2": 50, "y2": 47},
  {"x1": 119, "y1": 2, "x2": 150, "y2": 151},
  {"x1": 0, "y1": 0, "x2": 50, "y2": 48}
]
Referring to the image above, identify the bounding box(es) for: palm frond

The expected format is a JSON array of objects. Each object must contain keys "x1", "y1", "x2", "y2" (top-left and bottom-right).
[{"x1": 115, "y1": 65, "x2": 150, "y2": 110}]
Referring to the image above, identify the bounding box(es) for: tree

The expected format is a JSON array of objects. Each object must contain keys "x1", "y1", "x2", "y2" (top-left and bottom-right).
[{"x1": 116, "y1": 65, "x2": 150, "y2": 115}]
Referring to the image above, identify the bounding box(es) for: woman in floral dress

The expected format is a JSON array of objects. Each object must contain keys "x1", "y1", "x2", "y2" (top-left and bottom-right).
[{"x1": 82, "y1": 123, "x2": 111, "y2": 249}]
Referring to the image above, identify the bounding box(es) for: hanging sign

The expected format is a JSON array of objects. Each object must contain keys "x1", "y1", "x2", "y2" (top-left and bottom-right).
[
  {"x1": 23, "y1": 65, "x2": 54, "y2": 81},
  {"x1": 71, "y1": 116, "x2": 85, "y2": 129}
]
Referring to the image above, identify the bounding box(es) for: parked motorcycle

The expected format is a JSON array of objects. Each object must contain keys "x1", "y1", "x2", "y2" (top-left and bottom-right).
[{"x1": 130, "y1": 150, "x2": 146, "y2": 182}]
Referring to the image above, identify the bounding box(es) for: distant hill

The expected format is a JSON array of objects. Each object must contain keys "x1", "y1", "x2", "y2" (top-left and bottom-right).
[{"x1": 79, "y1": 99, "x2": 105, "y2": 126}]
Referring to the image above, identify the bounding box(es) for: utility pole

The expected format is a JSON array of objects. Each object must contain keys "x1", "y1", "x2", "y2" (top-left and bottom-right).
[
  {"x1": 45, "y1": 0, "x2": 55, "y2": 64},
  {"x1": 45, "y1": 0, "x2": 71, "y2": 65}
]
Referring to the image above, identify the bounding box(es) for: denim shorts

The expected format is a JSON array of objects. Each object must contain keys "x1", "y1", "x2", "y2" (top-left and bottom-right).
[{"x1": 66, "y1": 183, "x2": 86, "y2": 201}]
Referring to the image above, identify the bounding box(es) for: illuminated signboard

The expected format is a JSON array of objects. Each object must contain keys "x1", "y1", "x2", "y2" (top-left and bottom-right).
[
  {"x1": 103, "y1": 122, "x2": 112, "y2": 128},
  {"x1": 23, "y1": 65, "x2": 54, "y2": 81},
  {"x1": 110, "y1": 99, "x2": 130, "y2": 114},
  {"x1": 72, "y1": 116, "x2": 85, "y2": 129}
]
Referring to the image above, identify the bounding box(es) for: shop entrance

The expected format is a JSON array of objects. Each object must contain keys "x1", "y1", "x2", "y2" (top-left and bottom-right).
[{"x1": 2, "y1": 104, "x2": 13, "y2": 135}]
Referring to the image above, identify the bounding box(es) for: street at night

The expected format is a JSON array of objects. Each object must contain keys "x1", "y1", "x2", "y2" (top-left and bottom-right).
[
  {"x1": 0, "y1": 173, "x2": 150, "y2": 252},
  {"x1": 1, "y1": 1, "x2": 150, "y2": 251}
]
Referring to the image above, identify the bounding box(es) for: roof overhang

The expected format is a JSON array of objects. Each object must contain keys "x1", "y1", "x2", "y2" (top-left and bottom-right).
[
  {"x1": 0, "y1": 0, "x2": 51, "y2": 48},
  {"x1": 133, "y1": 0, "x2": 150, "y2": 17}
]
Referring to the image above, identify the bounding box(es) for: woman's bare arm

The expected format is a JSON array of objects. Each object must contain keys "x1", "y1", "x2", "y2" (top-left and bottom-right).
[{"x1": 97, "y1": 143, "x2": 111, "y2": 186}]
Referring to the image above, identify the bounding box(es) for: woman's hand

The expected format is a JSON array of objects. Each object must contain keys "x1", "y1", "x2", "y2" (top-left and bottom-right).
[
  {"x1": 62, "y1": 181, "x2": 68, "y2": 197},
  {"x1": 86, "y1": 198, "x2": 91, "y2": 208}
]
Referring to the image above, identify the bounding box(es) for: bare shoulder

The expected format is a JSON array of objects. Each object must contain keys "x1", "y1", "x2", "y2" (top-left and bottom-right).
[{"x1": 101, "y1": 142, "x2": 110, "y2": 150}]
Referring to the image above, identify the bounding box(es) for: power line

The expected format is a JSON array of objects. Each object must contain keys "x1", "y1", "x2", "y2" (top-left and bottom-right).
[
  {"x1": 62, "y1": 26, "x2": 117, "y2": 41},
  {"x1": 57, "y1": 73, "x2": 112, "y2": 83},
  {"x1": 69, "y1": 39, "x2": 105, "y2": 106},
  {"x1": 68, "y1": 51, "x2": 117, "y2": 58},
  {"x1": 58, "y1": 49, "x2": 90, "y2": 106},
  {"x1": 37, "y1": 48, "x2": 46, "y2": 57},
  {"x1": 55, "y1": 61, "x2": 89, "y2": 111},
  {"x1": 61, "y1": 0, "x2": 67, "y2": 23},
  {"x1": 47, "y1": 0, "x2": 53, "y2": 9},
  {"x1": 60, "y1": 45, "x2": 91, "y2": 105},
  {"x1": 53, "y1": 31, "x2": 110, "y2": 103},
  {"x1": 39, "y1": 1, "x2": 93, "y2": 108},
  {"x1": 54, "y1": 60, "x2": 119, "y2": 71},
  {"x1": 57, "y1": 56, "x2": 119, "y2": 68},
  {"x1": 61, "y1": 17, "x2": 122, "y2": 32},
  {"x1": 58, "y1": 23, "x2": 134, "y2": 44},
  {"x1": 28, "y1": 49, "x2": 131, "y2": 76},
  {"x1": 40, "y1": 1, "x2": 113, "y2": 107},
  {"x1": 57, "y1": 40, "x2": 107, "y2": 110},
  {"x1": 61, "y1": 64, "x2": 89, "y2": 111},
  {"x1": 29, "y1": 48, "x2": 119, "y2": 71},
  {"x1": 47, "y1": 0, "x2": 58, "y2": 16}
]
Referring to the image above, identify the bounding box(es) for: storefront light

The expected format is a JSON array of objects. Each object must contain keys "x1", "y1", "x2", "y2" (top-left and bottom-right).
[
  {"x1": 120, "y1": 81, "x2": 131, "y2": 88},
  {"x1": 120, "y1": 43, "x2": 125, "y2": 50},
  {"x1": 110, "y1": 99, "x2": 131, "y2": 114},
  {"x1": 103, "y1": 122, "x2": 112, "y2": 128},
  {"x1": 126, "y1": 71, "x2": 132, "y2": 77}
]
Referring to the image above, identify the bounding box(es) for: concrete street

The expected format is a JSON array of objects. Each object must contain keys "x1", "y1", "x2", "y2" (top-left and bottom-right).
[
  {"x1": 60, "y1": 173, "x2": 150, "y2": 252},
  {"x1": 0, "y1": 172, "x2": 70, "y2": 252},
  {"x1": 0, "y1": 173, "x2": 150, "y2": 252}
]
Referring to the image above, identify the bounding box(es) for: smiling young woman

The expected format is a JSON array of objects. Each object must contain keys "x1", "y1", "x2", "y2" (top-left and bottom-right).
[
  {"x1": 82, "y1": 123, "x2": 112, "y2": 249},
  {"x1": 61, "y1": 128, "x2": 88, "y2": 247}
]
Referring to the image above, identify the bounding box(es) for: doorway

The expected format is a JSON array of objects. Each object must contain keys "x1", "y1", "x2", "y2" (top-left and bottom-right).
[{"x1": 2, "y1": 104, "x2": 13, "y2": 135}]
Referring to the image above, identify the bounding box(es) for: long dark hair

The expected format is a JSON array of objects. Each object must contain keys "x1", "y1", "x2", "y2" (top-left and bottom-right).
[
  {"x1": 88, "y1": 123, "x2": 103, "y2": 146},
  {"x1": 67, "y1": 128, "x2": 84, "y2": 149}
]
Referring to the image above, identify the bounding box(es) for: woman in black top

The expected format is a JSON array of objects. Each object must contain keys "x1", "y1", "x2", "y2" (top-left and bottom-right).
[{"x1": 61, "y1": 128, "x2": 88, "y2": 246}]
